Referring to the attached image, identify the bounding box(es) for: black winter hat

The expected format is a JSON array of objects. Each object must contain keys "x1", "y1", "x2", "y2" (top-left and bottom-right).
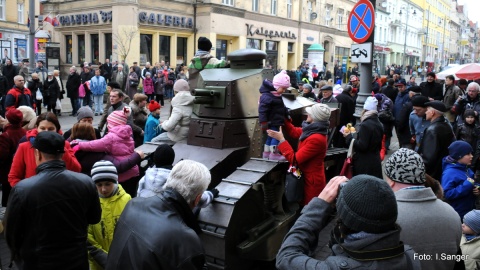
[
  {"x1": 198, "y1": 37, "x2": 212, "y2": 51},
  {"x1": 411, "y1": 95, "x2": 429, "y2": 107},
  {"x1": 153, "y1": 144, "x2": 175, "y2": 167},
  {"x1": 337, "y1": 175, "x2": 398, "y2": 233},
  {"x1": 464, "y1": 109, "x2": 476, "y2": 119}
]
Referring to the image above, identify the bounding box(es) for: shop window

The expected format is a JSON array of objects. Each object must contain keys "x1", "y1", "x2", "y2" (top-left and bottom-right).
[
  {"x1": 17, "y1": 4, "x2": 24, "y2": 24},
  {"x1": 140, "y1": 34, "x2": 152, "y2": 66},
  {"x1": 14, "y1": 39, "x2": 27, "y2": 62},
  {"x1": 0, "y1": 0, "x2": 5, "y2": 21},
  {"x1": 78, "y1": 34, "x2": 85, "y2": 64},
  {"x1": 266, "y1": 40, "x2": 278, "y2": 70},
  {"x1": 288, "y1": 42, "x2": 294, "y2": 53},
  {"x1": 91, "y1": 34, "x2": 99, "y2": 64},
  {"x1": 222, "y1": 0, "x2": 234, "y2": 6},
  {"x1": 247, "y1": 38, "x2": 261, "y2": 50},
  {"x1": 216, "y1": 40, "x2": 228, "y2": 61},
  {"x1": 65, "y1": 35, "x2": 72, "y2": 64},
  {"x1": 252, "y1": 0, "x2": 258, "y2": 12},
  {"x1": 177, "y1": 37, "x2": 187, "y2": 66},
  {"x1": 159, "y1": 35, "x2": 171, "y2": 65},
  {"x1": 105, "y1": 33, "x2": 112, "y2": 61}
]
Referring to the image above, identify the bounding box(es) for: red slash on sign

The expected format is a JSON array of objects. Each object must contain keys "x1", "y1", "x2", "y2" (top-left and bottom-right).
[{"x1": 347, "y1": 0, "x2": 375, "y2": 44}]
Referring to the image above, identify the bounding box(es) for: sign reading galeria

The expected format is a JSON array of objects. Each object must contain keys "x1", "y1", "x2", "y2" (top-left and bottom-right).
[
  {"x1": 138, "y1": 12, "x2": 193, "y2": 28},
  {"x1": 58, "y1": 11, "x2": 112, "y2": 26},
  {"x1": 246, "y1": 24, "x2": 296, "y2": 40}
]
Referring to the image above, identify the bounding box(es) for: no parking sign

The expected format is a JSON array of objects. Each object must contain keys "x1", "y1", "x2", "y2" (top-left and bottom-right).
[{"x1": 347, "y1": 0, "x2": 375, "y2": 44}]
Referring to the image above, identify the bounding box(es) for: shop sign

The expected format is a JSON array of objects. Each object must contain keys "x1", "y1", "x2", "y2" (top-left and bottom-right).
[
  {"x1": 58, "y1": 11, "x2": 112, "y2": 26},
  {"x1": 306, "y1": 36, "x2": 314, "y2": 42},
  {"x1": 138, "y1": 12, "x2": 193, "y2": 28},
  {"x1": 374, "y1": 45, "x2": 383, "y2": 51},
  {"x1": 246, "y1": 24, "x2": 296, "y2": 40}
]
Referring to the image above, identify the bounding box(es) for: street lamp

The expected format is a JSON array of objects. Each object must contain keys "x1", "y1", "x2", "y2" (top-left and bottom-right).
[{"x1": 400, "y1": 6, "x2": 416, "y2": 74}]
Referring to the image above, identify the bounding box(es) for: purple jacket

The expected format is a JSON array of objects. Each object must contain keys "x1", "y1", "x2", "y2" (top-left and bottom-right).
[
  {"x1": 258, "y1": 79, "x2": 287, "y2": 126},
  {"x1": 143, "y1": 77, "x2": 154, "y2": 95},
  {"x1": 78, "y1": 125, "x2": 139, "y2": 182}
]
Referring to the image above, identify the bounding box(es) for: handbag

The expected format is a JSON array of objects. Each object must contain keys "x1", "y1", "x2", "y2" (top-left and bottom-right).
[
  {"x1": 55, "y1": 99, "x2": 62, "y2": 110},
  {"x1": 284, "y1": 154, "x2": 304, "y2": 203},
  {"x1": 36, "y1": 88, "x2": 43, "y2": 100},
  {"x1": 129, "y1": 80, "x2": 139, "y2": 87},
  {"x1": 340, "y1": 139, "x2": 355, "y2": 179}
]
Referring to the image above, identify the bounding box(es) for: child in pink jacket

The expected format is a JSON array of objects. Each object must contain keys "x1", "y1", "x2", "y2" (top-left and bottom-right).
[
  {"x1": 143, "y1": 72, "x2": 155, "y2": 102},
  {"x1": 74, "y1": 107, "x2": 139, "y2": 196}
]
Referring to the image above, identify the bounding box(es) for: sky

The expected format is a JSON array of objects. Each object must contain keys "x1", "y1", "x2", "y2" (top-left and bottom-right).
[{"x1": 458, "y1": 0, "x2": 480, "y2": 24}]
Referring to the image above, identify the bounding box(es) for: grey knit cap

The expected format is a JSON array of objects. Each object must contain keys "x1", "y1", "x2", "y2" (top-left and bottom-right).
[
  {"x1": 337, "y1": 174, "x2": 398, "y2": 233},
  {"x1": 464, "y1": 210, "x2": 480, "y2": 234},
  {"x1": 305, "y1": 103, "x2": 331, "y2": 122},
  {"x1": 91, "y1": 160, "x2": 118, "y2": 183},
  {"x1": 384, "y1": 148, "x2": 426, "y2": 184},
  {"x1": 77, "y1": 106, "x2": 94, "y2": 122}
]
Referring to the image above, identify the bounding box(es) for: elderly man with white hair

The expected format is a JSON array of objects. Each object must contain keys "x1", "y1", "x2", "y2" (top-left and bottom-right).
[
  {"x1": 417, "y1": 100, "x2": 455, "y2": 182},
  {"x1": 111, "y1": 64, "x2": 127, "y2": 91},
  {"x1": 453, "y1": 82, "x2": 480, "y2": 125},
  {"x1": 105, "y1": 159, "x2": 211, "y2": 269}
]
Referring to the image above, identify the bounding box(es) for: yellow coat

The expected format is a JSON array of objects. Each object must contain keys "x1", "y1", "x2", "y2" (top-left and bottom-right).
[{"x1": 87, "y1": 184, "x2": 131, "y2": 270}]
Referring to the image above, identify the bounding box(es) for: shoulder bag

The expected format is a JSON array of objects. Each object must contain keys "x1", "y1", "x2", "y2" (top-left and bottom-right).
[
  {"x1": 285, "y1": 154, "x2": 304, "y2": 203},
  {"x1": 340, "y1": 139, "x2": 355, "y2": 179}
]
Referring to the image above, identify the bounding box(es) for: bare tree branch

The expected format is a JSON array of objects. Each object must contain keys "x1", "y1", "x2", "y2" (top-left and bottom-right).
[{"x1": 113, "y1": 26, "x2": 137, "y2": 61}]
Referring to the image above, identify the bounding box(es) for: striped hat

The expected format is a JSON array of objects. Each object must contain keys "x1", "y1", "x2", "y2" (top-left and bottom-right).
[
  {"x1": 91, "y1": 160, "x2": 118, "y2": 183},
  {"x1": 107, "y1": 106, "x2": 131, "y2": 130}
]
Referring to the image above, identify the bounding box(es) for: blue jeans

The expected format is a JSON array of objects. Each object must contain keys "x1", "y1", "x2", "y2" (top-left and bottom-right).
[
  {"x1": 265, "y1": 126, "x2": 279, "y2": 146},
  {"x1": 93, "y1": 95, "x2": 103, "y2": 113}
]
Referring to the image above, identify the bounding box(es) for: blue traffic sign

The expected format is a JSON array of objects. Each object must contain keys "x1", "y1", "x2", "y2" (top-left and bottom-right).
[{"x1": 348, "y1": 0, "x2": 375, "y2": 44}]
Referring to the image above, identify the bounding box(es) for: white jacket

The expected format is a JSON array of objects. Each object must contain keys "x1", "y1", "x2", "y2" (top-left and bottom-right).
[{"x1": 161, "y1": 91, "x2": 194, "y2": 142}]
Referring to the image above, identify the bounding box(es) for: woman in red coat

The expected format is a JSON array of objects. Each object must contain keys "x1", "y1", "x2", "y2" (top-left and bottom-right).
[
  {"x1": 8, "y1": 112, "x2": 81, "y2": 187},
  {"x1": 267, "y1": 103, "x2": 330, "y2": 205},
  {"x1": 0, "y1": 109, "x2": 26, "y2": 206}
]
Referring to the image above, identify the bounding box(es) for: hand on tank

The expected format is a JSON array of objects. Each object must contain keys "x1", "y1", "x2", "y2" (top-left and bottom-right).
[
  {"x1": 134, "y1": 150, "x2": 145, "y2": 159},
  {"x1": 266, "y1": 126, "x2": 285, "y2": 142},
  {"x1": 318, "y1": 176, "x2": 348, "y2": 203}
]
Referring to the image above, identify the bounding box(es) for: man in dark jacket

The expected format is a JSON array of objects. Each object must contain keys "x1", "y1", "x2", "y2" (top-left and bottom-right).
[
  {"x1": 453, "y1": 82, "x2": 480, "y2": 125},
  {"x1": 417, "y1": 101, "x2": 455, "y2": 182},
  {"x1": 276, "y1": 175, "x2": 420, "y2": 270},
  {"x1": 111, "y1": 64, "x2": 127, "y2": 91},
  {"x1": 2, "y1": 59, "x2": 17, "y2": 90},
  {"x1": 381, "y1": 78, "x2": 398, "y2": 103},
  {"x1": 0, "y1": 72, "x2": 10, "y2": 116},
  {"x1": 43, "y1": 72, "x2": 60, "y2": 114},
  {"x1": 4, "y1": 132, "x2": 101, "y2": 270},
  {"x1": 100, "y1": 58, "x2": 112, "y2": 82},
  {"x1": 395, "y1": 86, "x2": 422, "y2": 149},
  {"x1": 27, "y1": 73, "x2": 44, "y2": 115},
  {"x1": 66, "y1": 66, "x2": 81, "y2": 116},
  {"x1": 333, "y1": 85, "x2": 355, "y2": 147},
  {"x1": 420, "y1": 72, "x2": 443, "y2": 101},
  {"x1": 106, "y1": 160, "x2": 210, "y2": 270}
]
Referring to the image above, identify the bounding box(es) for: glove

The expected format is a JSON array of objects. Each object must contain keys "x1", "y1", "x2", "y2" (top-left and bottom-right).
[
  {"x1": 72, "y1": 145, "x2": 80, "y2": 153},
  {"x1": 209, "y1": 188, "x2": 219, "y2": 198},
  {"x1": 410, "y1": 135, "x2": 416, "y2": 145},
  {"x1": 261, "y1": 122, "x2": 268, "y2": 131}
]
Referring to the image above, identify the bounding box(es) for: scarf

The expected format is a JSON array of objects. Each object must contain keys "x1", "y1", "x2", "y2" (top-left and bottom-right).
[
  {"x1": 360, "y1": 110, "x2": 378, "y2": 122},
  {"x1": 299, "y1": 121, "x2": 329, "y2": 141},
  {"x1": 194, "y1": 50, "x2": 210, "y2": 57},
  {"x1": 465, "y1": 234, "x2": 480, "y2": 241}
]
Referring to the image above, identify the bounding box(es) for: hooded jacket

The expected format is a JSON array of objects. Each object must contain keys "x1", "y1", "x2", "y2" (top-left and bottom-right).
[
  {"x1": 258, "y1": 79, "x2": 288, "y2": 127},
  {"x1": 161, "y1": 91, "x2": 195, "y2": 142},
  {"x1": 143, "y1": 77, "x2": 154, "y2": 95},
  {"x1": 442, "y1": 158, "x2": 476, "y2": 219},
  {"x1": 77, "y1": 125, "x2": 139, "y2": 182},
  {"x1": 460, "y1": 234, "x2": 480, "y2": 270},
  {"x1": 8, "y1": 129, "x2": 81, "y2": 187},
  {"x1": 144, "y1": 113, "x2": 161, "y2": 143},
  {"x1": 137, "y1": 167, "x2": 171, "y2": 198},
  {"x1": 88, "y1": 185, "x2": 131, "y2": 270}
]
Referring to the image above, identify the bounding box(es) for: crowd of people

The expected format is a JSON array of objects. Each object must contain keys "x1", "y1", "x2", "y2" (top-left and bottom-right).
[{"x1": 2, "y1": 37, "x2": 480, "y2": 269}]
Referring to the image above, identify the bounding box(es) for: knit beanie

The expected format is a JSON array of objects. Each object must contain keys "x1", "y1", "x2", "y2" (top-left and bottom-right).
[
  {"x1": 464, "y1": 210, "x2": 480, "y2": 234},
  {"x1": 305, "y1": 104, "x2": 331, "y2": 122},
  {"x1": 303, "y1": 84, "x2": 313, "y2": 92},
  {"x1": 77, "y1": 106, "x2": 94, "y2": 122},
  {"x1": 464, "y1": 109, "x2": 476, "y2": 120},
  {"x1": 272, "y1": 70, "x2": 291, "y2": 90},
  {"x1": 384, "y1": 148, "x2": 426, "y2": 184},
  {"x1": 107, "y1": 106, "x2": 131, "y2": 130},
  {"x1": 6, "y1": 109, "x2": 23, "y2": 127},
  {"x1": 411, "y1": 95, "x2": 429, "y2": 107},
  {"x1": 198, "y1": 37, "x2": 212, "y2": 51},
  {"x1": 145, "y1": 72, "x2": 151, "y2": 77},
  {"x1": 153, "y1": 144, "x2": 175, "y2": 167},
  {"x1": 17, "y1": 106, "x2": 36, "y2": 130},
  {"x1": 91, "y1": 160, "x2": 118, "y2": 183},
  {"x1": 148, "y1": 100, "x2": 161, "y2": 112},
  {"x1": 363, "y1": 96, "x2": 378, "y2": 111},
  {"x1": 337, "y1": 174, "x2": 398, "y2": 233},
  {"x1": 374, "y1": 93, "x2": 383, "y2": 103},
  {"x1": 173, "y1": 79, "x2": 190, "y2": 92},
  {"x1": 448, "y1": 140, "x2": 473, "y2": 160}
]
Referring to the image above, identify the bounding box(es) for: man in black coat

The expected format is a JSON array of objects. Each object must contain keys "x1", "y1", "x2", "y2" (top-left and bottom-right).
[
  {"x1": 417, "y1": 101, "x2": 455, "y2": 182},
  {"x1": 420, "y1": 72, "x2": 443, "y2": 101},
  {"x1": 395, "y1": 86, "x2": 423, "y2": 149},
  {"x1": 4, "y1": 132, "x2": 101, "y2": 270},
  {"x1": 381, "y1": 78, "x2": 398, "y2": 104},
  {"x1": 66, "y1": 66, "x2": 81, "y2": 116},
  {"x1": 43, "y1": 72, "x2": 60, "y2": 114},
  {"x1": 26, "y1": 73, "x2": 44, "y2": 116},
  {"x1": 2, "y1": 59, "x2": 17, "y2": 90},
  {"x1": 100, "y1": 58, "x2": 113, "y2": 83},
  {"x1": 106, "y1": 160, "x2": 210, "y2": 270},
  {"x1": 333, "y1": 85, "x2": 355, "y2": 148}
]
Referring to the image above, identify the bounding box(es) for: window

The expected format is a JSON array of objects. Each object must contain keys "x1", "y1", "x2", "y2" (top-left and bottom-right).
[
  {"x1": 337, "y1": 9, "x2": 344, "y2": 30},
  {"x1": 140, "y1": 34, "x2": 152, "y2": 66},
  {"x1": 65, "y1": 35, "x2": 72, "y2": 64},
  {"x1": 303, "y1": 44, "x2": 310, "y2": 59},
  {"x1": 252, "y1": 0, "x2": 259, "y2": 12},
  {"x1": 177, "y1": 37, "x2": 187, "y2": 65},
  {"x1": 271, "y1": 0, "x2": 277, "y2": 15},
  {"x1": 307, "y1": 2, "x2": 312, "y2": 21},
  {"x1": 17, "y1": 4, "x2": 24, "y2": 24},
  {"x1": 325, "y1": 4, "x2": 333, "y2": 26},
  {"x1": 105, "y1": 33, "x2": 112, "y2": 61},
  {"x1": 247, "y1": 38, "x2": 261, "y2": 50},
  {"x1": 287, "y1": 0, "x2": 292, "y2": 19},
  {"x1": 0, "y1": 0, "x2": 5, "y2": 20},
  {"x1": 266, "y1": 41, "x2": 278, "y2": 69},
  {"x1": 91, "y1": 34, "x2": 99, "y2": 64},
  {"x1": 159, "y1": 35, "x2": 171, "y2": 64},
  {"x1": 77, "y1": 35, "x2": 85, "y2": 64},
  {"x1": 216, "y1": 40, "x2": 228, "y2": 60},
  {"x1": 222, "y1": 0, "x2": 234, "y2": 6},
  {"x1": 288, "y1": 42, "x2": 294, "y2": 52}
]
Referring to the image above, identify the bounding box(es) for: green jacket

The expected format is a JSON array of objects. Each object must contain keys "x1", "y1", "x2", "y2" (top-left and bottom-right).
[{"x1": 87, "y1": 184, "x2": 131, "y2": 270}]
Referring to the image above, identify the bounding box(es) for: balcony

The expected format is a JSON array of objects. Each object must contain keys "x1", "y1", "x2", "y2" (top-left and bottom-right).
[{"x1": 390, "y1": 19, "x2": 402, "y2": 28}]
